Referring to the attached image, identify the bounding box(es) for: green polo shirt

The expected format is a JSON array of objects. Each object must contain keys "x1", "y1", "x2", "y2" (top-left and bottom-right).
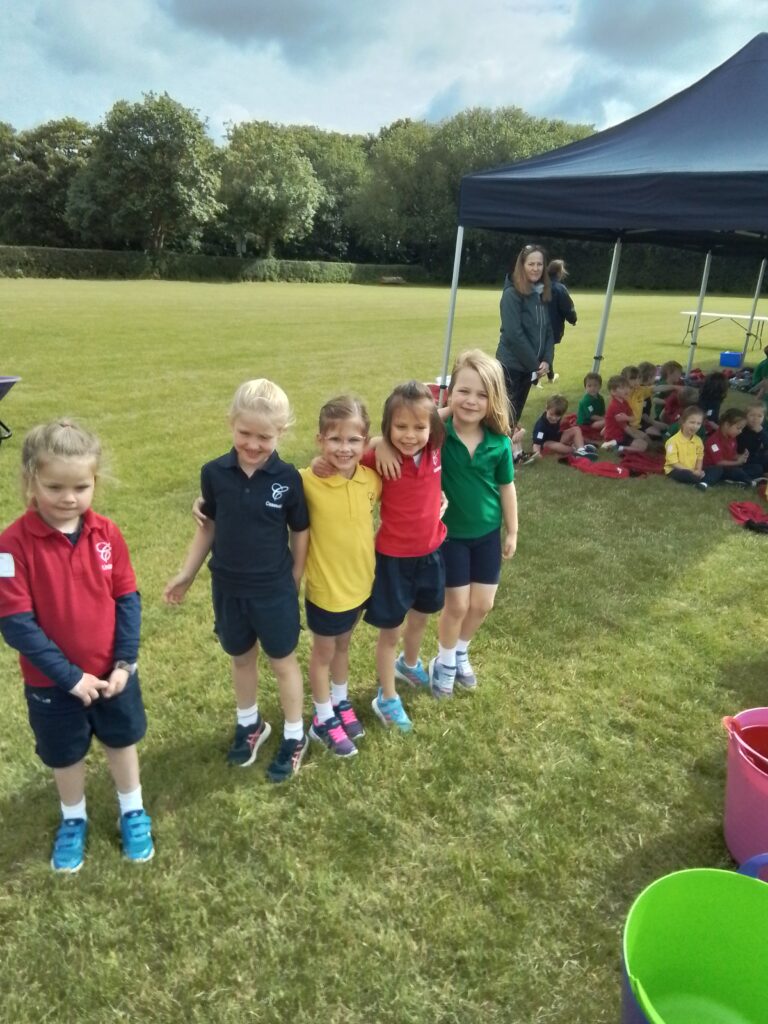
[
  {"x1": 577, "y1": 392, "x2": 605, "y2": 425},
  {"x1": 441, "y1": 418, "x2": 514, "y2": 539}
]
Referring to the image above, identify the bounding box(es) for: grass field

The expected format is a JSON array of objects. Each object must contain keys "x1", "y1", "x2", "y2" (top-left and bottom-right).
[{"x1": 1, "y1": 279, "x2": 766, "y2": 1023}]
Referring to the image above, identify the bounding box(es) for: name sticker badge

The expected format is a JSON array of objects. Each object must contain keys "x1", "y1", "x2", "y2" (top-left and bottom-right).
[{"x1": 0, "y1": 552, "x2": 15, "y2": 577}]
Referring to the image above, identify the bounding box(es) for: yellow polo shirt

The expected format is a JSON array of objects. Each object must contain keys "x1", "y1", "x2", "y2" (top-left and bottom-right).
[
  {"x1": 299, "y1": 465, "x2": 381, "y2": 612},
  {"x1": 628, "y1": 385, "x2": 653, "y2": 425},
  {"x1": 664, "y1": 432, "x2": 703, "y2": 474}
]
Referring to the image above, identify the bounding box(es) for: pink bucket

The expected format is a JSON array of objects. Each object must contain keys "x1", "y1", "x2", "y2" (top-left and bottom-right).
[{"x1": 723, "y1": 709, "x2": 768, "y2": 868}]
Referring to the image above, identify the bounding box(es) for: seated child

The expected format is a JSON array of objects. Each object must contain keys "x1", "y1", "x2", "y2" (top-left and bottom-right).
[
  {"x1": 749, "y1": 344, "x2": 768, "y2": 396},
  {"x1": 704, "y1": 407, "x2": 763, "y2": 485},
  {"x1": 576, "y1": 372, "x2": 606, "y2": 432},
  {"x1": 662, "y1": 385, "x2": 699, "y2": 426},
  {"x1": 530, "y1": 395, "x2": 594, "y2": 459},
  {"x1": 737, "y1": 401, "x2": 768, "y2": 473},
  {"x1": 652, "y1": 360, "x2": 684, "y2": 418},
  {"x1": 601, "y1": 374, "x2": 649, "y2": 452},
  {"x1": 697, "y1": 371, "x2": 729, "y2": 431},
  {"x1": 634, "y1": 361, "x2": 665, "y2": 436},
  {"x1": 664, "y1": 405, "x2": 720, "y2": 489}
]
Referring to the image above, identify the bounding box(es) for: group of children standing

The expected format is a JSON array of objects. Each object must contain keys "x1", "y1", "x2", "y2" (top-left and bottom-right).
[
  {"x1": 523, "y1": 357, "x2": 768, "y2": 491},
  {"x1": 0, "y1": 350, "x2": 518, "y2": 872}
]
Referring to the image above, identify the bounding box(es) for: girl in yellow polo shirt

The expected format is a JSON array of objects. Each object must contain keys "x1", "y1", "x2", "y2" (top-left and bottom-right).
[
  {"x1": 299, "y1": 397, "x2": 381, "y2": 759},
  {"x1": 664, "y1": 405, "x2": 720, "y2": 490}
]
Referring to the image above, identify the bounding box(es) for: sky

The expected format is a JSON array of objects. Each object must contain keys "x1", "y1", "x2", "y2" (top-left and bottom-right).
[{"x1": 1, "y1": 0, "x2": 766, "y2": 141}]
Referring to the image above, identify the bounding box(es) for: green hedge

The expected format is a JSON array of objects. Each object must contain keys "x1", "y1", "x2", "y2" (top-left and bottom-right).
[{"x1": 0, "y1": 245, "x2": 428, "y2": 285}]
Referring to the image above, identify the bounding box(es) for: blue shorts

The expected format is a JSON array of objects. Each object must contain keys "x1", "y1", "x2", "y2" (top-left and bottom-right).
[
  {"x1": 364, "y1": 550, "x2": 445, "y2": 630},
  {"x1": 25, "y1": 672, "x2": 147, "y2": 770},
  {"x1": 305, "y1": 599, "x2": 366, "y2": 638},
  {"x1": 212, "y1": 582, "x2": 300, "y2": 659},
  {"x1": 442, "y1": 530, "x2": 502, "y2": 588}
]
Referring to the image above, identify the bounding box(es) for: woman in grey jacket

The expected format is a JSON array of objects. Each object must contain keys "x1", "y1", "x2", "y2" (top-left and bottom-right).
[{"x1": 496, "y1": 244, "x2": 555, "y2": 423}]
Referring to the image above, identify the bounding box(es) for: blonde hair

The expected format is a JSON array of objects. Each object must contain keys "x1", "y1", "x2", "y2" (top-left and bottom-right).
[
  {"x1": 21, "y1": 419, "x2": 102, "y2": 504},
  {"x1": 229, "y1": 378, "x2": 294, "y2": 430},
  {"x1": 448, "y1": 349, "x2": 511, "y2": 435}
]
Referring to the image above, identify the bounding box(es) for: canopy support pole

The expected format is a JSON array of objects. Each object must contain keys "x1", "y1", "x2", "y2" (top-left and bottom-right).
[
  {"x1": 438, "y1": 225, "x2": 464, "y2": 406},
  {"x1": 741, "y1": 257, "x2": 766, "y2": 363},
  {"x1": 685, "y1": 250, "x2": 713, "y2": 376},
  {"x1": 591, "y1": 239, "x2": 622, "y2": 373}
]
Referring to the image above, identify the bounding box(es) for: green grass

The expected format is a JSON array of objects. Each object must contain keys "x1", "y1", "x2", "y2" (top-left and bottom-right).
[{"x1": 1, "y1": 280, "x2": 766, "y2": 1023}]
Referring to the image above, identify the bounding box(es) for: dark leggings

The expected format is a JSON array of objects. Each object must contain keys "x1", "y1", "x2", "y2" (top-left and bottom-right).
[
  {"x1": 668, "y1": 467, "x2": 722, "y2": 486},
  {"x1": 501, "y1": 365, "x2": 534, "y2": 425}
]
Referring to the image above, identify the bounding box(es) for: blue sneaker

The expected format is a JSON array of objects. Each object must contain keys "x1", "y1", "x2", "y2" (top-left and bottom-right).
[
  {"x1": 371, "y1": 687, "x2": 413, "y2": 732},
  {"x1": 51, "y1": 817, "x2": 87, "y2": 873},
  {"x1": 120, "y1": 810, "x2": 155, "y2": 863},
  {"x1": 394, "y1": 654, "x2": 429, "y2": 689},
  {"x1": 309, "y1": 714, "x2": 358, "y2": 758},
  {"x1": 266, "y1": 735, "x2": 309, "y2": 783},
  {"x1": 227, "y1": 714, "x2": 272, "y2": 767},
  {"x1": 455, "y1": 653, "x2": 478, "y2": 691},
  {"x1": 428, "y1": 657, "x2": 455, "y2": 699}
]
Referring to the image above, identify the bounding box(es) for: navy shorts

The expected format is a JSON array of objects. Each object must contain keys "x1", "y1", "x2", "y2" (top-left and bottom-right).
[
  {"x1": 212, "y1": 582, "x2": 300, "y2": 659},
  {"x1": 25, "y1": 672, "x2": 147, "y2": 770},
  {"x1": 305, "y1": 599, "x2": 366, "y2": 638},
  {"x1": 442, "y1": 529, "x2": 502, "y2": 588},
  {"x1": 364, "y1": 550, "x2": 445, "y2": 630}
]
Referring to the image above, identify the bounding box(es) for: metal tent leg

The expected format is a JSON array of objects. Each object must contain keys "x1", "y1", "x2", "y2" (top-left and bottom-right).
[
  {"x1": 741, "y1": 257, "x2": 766, "y2": 363},
  {"x1": 592, "y1": 239, "x2": 622, "y2": 374},
  {"x1": 438, "y1": 226, "x2": 465, "y2": 407},
  {"x1": 685, "y1": 251, "x2": 712, "y2": 376}
]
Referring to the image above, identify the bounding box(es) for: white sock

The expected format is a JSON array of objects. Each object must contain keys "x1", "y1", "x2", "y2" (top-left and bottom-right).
[
  {"x1": 438, "y1": 644, "x2": 457, "y2": 668},
  {"x1": 456, "y1": 640, "x2": 470, "y2": 660},
  {"x1": 314, "y1": 700, "x2": 334, "y2": 724},
  {"x1": 236, "y1": 703, "x2": 259, "y2": 727},
  {"x1": 61, "y1": 797, "x2": 86, "y2": 821},
  {"x1": 331, "y1": 681, "x2": 348, "y2": 704},
  {"x1": 284, "y1": 719, "x2": 304, "y2": 741},
  {"x1": 404, "y1": 655, "x2": 420, "y2": 669},
  {"x1": 117, "y1": 786, "x2": 143, "y2": 816}
]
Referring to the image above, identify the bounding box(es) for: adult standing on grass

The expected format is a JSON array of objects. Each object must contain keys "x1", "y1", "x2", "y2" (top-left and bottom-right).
[
  {"x1": 543, "y1": 258, "x2": 577, "y2": 385},
  {"x1": 496, "y1": 243, "x2": 555, "y2": 424}
]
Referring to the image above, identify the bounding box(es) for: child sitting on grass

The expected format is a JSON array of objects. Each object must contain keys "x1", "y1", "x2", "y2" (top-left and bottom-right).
[
  {"x1": 529, "y1": 395, "x2": 595, "y2": 460},
  {"x1": 664, "y1": 405, "x2": 719, "y2": 489},
  {"x1": 576, "y1": 372, "x2": 606, "y2": 432},
  {"x1": 601, "y1": 374, "x2": 649, "y2": 452},
  {"x1": 635, "y1": 361, "x2": 665, "y2": 435},
  {"x1": 737, "y1": 401, "x2": 768, "y2": 473},
  {"x1": 697, "y1": 371, "x2": 729, "y2": 431},
  {"x1": 662, "y1": 385, "x2": 700, "y2": 426},
  {"x1": 703, "y1": 407, "x2": 763, "y2": 485}
]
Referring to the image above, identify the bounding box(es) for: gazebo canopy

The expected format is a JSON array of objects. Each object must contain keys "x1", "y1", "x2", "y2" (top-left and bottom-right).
[{"x1": 458, "y1": 34, "x2": 768, "y2": 256}]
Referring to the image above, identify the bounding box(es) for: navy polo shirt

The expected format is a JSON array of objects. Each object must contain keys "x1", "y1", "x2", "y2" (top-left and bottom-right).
[
  {"x1": 201, "y1": 449, "x2": 309, "y2": 598},
  {"x1": 532, "y1": 413, "x2": 563, "y2": 447}
]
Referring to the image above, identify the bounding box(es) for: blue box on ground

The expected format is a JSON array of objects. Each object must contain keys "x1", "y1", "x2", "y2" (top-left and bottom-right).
[{"x1": 720, "y1": 351, "x2": 742, "y2": 368}]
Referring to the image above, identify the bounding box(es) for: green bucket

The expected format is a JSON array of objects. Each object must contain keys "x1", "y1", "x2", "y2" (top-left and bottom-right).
[{"x1": 623, "y1": 868, "x2": 768, "y2": 1024}]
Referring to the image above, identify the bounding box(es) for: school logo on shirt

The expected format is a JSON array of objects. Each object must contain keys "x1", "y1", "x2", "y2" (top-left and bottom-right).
[
  {"x1": 431, "y1": 450, "x2": 441, "y2": 473},
  {"x1": 0, "y1": 552, "x2": 14, "y2": 577},
  {"x1": 266, "y1": 482, "x2": 290, "y2": 509},
  {"x1": 95, "y1": 541, "x2": 113, "y2": 570}
]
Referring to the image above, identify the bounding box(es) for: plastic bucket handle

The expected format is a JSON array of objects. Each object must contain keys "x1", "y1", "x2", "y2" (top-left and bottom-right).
[{"x1": 722, "y1": 716, "x2": 768, "y2": 772}]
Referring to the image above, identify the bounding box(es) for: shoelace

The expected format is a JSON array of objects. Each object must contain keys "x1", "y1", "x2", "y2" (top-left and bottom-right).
[
  {"x1": 327, "y1": 722, "x2": 348, "y2": 743},
  {"x1": 337, "y1": 706, "x2": 358, "y2": 727}
]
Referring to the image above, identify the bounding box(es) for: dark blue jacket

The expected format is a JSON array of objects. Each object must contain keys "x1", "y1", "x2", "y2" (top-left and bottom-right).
[{"x1": 548, "y1": 278, "x2": 577, "y2": 343}]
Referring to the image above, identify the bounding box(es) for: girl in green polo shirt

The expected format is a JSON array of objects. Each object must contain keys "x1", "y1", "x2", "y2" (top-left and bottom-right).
[{"x1": 428, "y1": 350, "x2": 518, "y2": 697}]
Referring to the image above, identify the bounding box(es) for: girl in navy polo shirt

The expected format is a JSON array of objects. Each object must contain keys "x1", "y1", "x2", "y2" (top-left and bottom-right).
[
  {"x1": 362, "y1": 381, "x2": 447, "y2": 732},
  {"x1": 0, "y1": 420, "x2": 153, "y2": 873}
]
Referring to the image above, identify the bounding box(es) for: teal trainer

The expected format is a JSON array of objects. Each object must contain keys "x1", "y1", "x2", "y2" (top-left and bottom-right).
[
  {"x1": 428, "y1": 657, "x2": 456, "y2": 699},
  {"x1": 372, "y1": 688, "x2": 413, "y2": 732},
  {"x1": 393, "y1": 654, "x2": 429, "y2": 689},
  {"x1": 455, "y1": 654, "x2": 478, "y2": 691},
  {"x1": 120, "y1": 810, "x2": 155, "y2": 863},
  {"x1": 51, "y1": 817, "x2": 87, "y2": 873}
]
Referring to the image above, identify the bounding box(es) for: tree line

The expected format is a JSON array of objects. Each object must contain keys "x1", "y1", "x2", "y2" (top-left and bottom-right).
[{"x1": 0, "y1": 92, "x2": 593, "y2": 278}]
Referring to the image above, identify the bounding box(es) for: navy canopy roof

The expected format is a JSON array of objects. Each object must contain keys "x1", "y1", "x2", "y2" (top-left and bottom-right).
[{"x1": 458, "y1": 35, "x2": 768, "y2": 254}]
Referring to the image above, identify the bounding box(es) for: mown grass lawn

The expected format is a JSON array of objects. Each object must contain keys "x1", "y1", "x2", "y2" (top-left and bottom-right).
[{"x1": 0, "y1": 279, "x2": 766, "y2": 1023}]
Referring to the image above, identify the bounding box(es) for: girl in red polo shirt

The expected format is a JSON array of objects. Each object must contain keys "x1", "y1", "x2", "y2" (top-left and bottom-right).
[
  {"x1": 362, "y1": 381, "x2": 446, "y2": 732},
  {"x1": 0, "y1": 420, "x2": 153, "y2": 873},
  {"x1": 704, "y1": 407, "x2": 760, "y2": 484}
]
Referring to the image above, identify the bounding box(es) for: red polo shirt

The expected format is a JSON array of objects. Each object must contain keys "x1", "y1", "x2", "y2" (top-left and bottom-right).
[
  {"x1": 0, "y1": 508, "x2": 136, "y2": 687},
  {"x1": 605, "y1": 397, "x2": 634, "y2": 442},
  {"x1": 704, "y1": 430, "x2": 738, "y2": 467},
  {"x1": 362, "y1": 444, "x2": 446, "y2": 557}
]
